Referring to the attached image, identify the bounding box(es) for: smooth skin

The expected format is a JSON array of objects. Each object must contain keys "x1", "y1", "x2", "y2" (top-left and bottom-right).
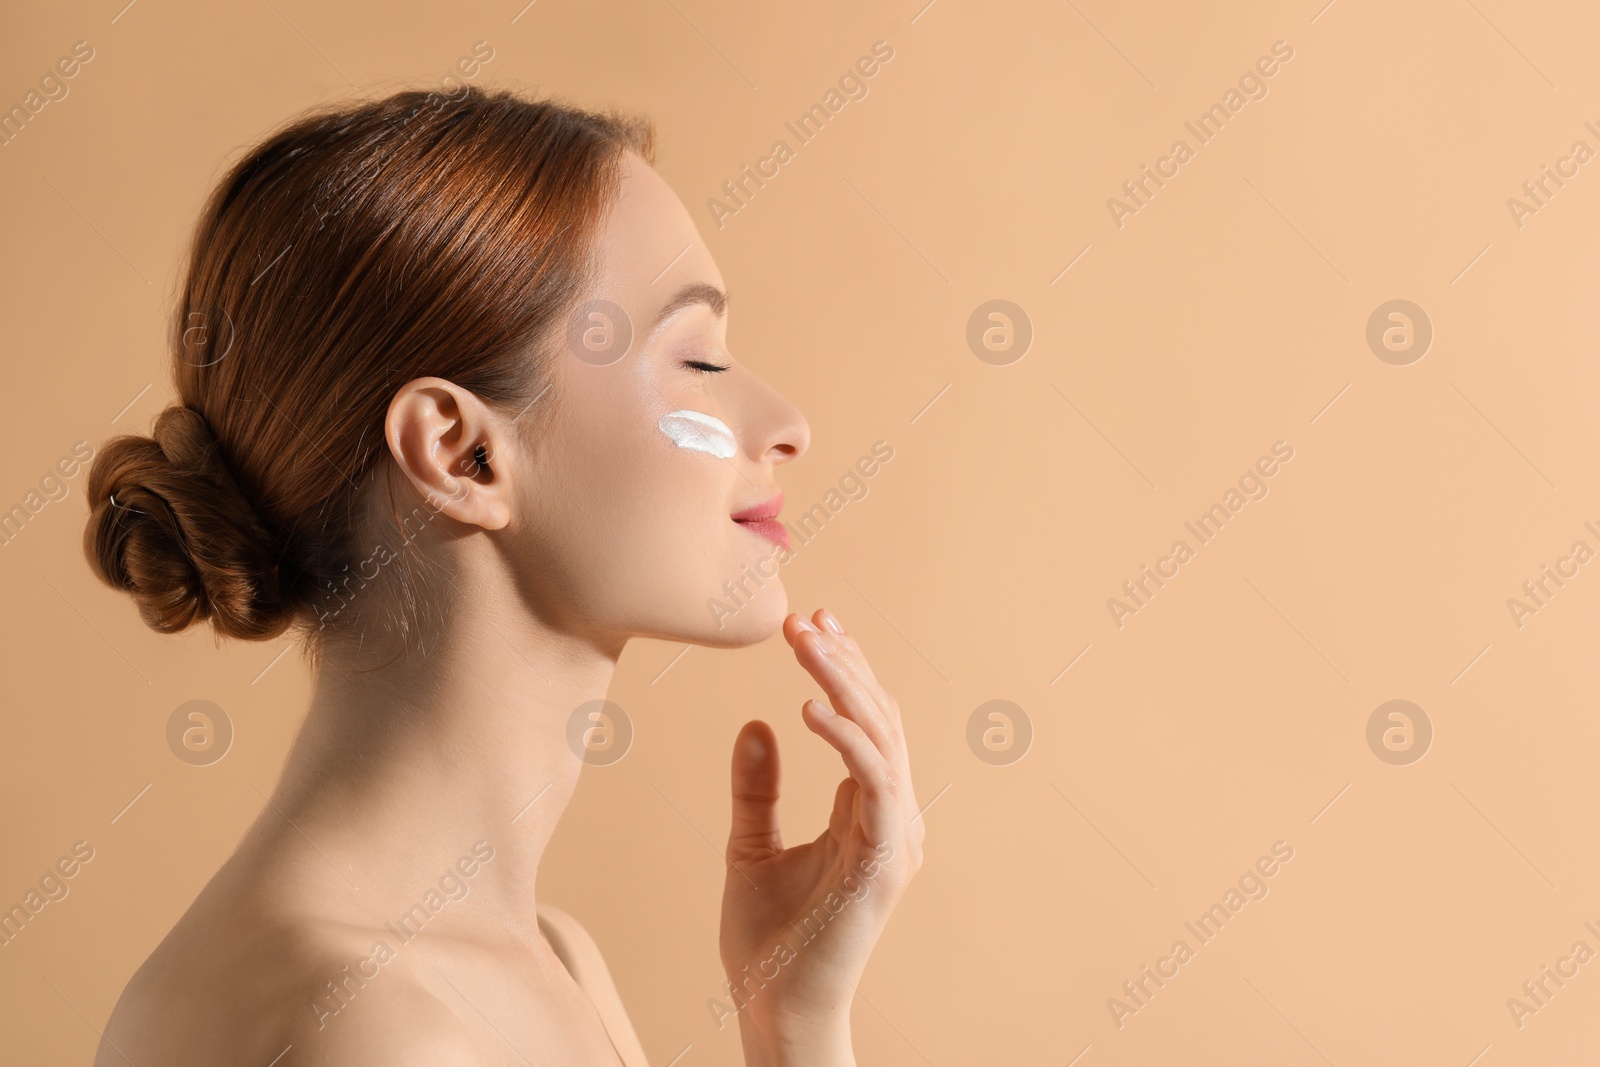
[
  {"x1": 95, "y1": 152, "x2": 922, "y2": 1067},
  {"x1": 725, "y1": 614, "x2": 923, "y2": 1065}
]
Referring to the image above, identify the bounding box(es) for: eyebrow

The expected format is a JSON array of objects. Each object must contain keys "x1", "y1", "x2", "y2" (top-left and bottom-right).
[{"x1": 650, "y1": 282, "x2": 727, "y2": 330}]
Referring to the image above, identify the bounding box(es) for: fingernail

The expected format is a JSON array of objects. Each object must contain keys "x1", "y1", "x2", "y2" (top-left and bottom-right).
[
  {"x1": 820, "y1": 609, "x2": 845, "y2": 635},
  {"x1": 808, "y1": 698, "x2": 835, "y2": 718},
  {"x1": 794, "y1": 616, "x2": 819, "y2": 634}
]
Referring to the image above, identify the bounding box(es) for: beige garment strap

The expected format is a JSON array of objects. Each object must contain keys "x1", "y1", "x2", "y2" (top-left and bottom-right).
[{"x1": 535, "y1": 901, "x2": 652, "y2": 1067}]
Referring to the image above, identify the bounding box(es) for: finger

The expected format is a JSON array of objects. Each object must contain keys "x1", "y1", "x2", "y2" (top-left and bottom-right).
[
  {"x1": 726, "y1": 719, "x2": 783, "y2": 864},
  {"x1": 793, "y1": 628, "x2": 899, "y2": 758},
  {"x1": 824, "y1": 775, "x2": 858, "y2": 850},
  {"x1": 780, "y1": 612, "x2": 813, "y2": 649},
  {"x1": 801, "y1": 699, "x2": 900, "y2": 847},
  {"x1": 801, "y1": 612, "x2": 917, "y2": 798},
  {"x1": 811, "y1": 609, "x2": 903, "y2": 728},
  {"x1": 812, "y1": 611, "x2": 922, "y2": 824}
]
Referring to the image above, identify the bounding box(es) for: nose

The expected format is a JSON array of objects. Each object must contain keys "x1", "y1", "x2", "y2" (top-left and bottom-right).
[{"x1": 737, "y1": 368, "x2": 810, "y2": 465}]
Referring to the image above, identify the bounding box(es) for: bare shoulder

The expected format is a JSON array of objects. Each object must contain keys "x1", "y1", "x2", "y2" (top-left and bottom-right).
[
  {"x1": 96, "y1": 910, "x2": 481, "y2": 1067},
  {"x1": 534, "y1": 900, "x2": 596, "y2": 950},
  {"x1": 534, "y1": 899, "x2": 652, "y2": 1067},
  {"x1": 275, "y1": 974, "x2": 481, "y2": 1067},
  {"x1": 534, "y1": 900, "x2": 611, "y2": 985}
]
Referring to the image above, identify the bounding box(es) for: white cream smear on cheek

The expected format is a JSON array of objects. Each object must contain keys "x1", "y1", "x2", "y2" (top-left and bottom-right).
[{"x1": 657, "y1": 409, "x2": 737, "y2": 459}]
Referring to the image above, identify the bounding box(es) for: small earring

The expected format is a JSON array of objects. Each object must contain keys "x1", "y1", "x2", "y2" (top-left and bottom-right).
[{"x1": 473, "y1": 444, "x2": 489, "y2": 472}]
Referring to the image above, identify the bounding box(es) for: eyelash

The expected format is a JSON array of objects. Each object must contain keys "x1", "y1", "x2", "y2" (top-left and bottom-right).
[{"x1": 683, "y1": 359, "x2": 731, "y2": 374}]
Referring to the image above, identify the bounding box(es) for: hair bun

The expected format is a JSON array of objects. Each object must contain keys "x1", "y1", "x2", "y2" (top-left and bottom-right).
[{"x1": 83, "y1": 405, "x2": 289, "y2": 639}]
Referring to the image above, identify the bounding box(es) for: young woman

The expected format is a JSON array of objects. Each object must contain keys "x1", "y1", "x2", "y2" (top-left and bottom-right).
[{"x1": 85, "y1": 87, "x2": 922, "y2": 1066}]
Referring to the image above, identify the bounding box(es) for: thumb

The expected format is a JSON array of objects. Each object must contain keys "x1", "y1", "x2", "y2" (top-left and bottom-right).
[
  {"x1": 727, "y1": 719, "x2": 782, "y2": 865},
  {"x1": 824, "y1": 775, "x2": 859, "y2": 850}
]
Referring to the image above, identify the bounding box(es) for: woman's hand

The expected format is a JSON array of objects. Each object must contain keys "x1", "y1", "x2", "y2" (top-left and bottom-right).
[{"x1": 718, "y1": 607, "x2": 925, "y2": 1067}]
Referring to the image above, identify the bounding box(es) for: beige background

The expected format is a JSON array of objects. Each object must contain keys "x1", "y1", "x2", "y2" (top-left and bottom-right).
[{"x1": 4, "y1": 0, "x2": 1600, "y2": 1063}]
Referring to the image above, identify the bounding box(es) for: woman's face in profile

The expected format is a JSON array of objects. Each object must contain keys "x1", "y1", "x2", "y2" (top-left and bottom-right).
[{"x1": 506, "y1": 151, "x2": 810, "y2": 647}]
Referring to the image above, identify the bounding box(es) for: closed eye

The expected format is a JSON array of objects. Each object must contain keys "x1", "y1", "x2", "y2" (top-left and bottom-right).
[{"x1": 684, "y1": 359, "x2": 731, "y2": 374}]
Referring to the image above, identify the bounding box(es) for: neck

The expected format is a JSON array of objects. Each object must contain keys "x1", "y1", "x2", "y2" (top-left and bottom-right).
[{"x1": 262, "y1": 596, "x2": 621, "y2": 949}]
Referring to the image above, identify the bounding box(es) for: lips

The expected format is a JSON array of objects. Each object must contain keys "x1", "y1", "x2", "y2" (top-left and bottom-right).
[{"x1": 732, "y1": 491, "x2": 790, "y2": 550}]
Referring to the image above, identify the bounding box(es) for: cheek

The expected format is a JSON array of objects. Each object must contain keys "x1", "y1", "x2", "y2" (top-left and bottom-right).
[
  {"x1": 657, "y1": 409, "x2": 736, "y2": 458},
  {"x1": 520, "y1": 379, "x2": 763, "y2": 634},
  {"x1": 548, "y1": 405, "x2": 728, "y2": 568}
]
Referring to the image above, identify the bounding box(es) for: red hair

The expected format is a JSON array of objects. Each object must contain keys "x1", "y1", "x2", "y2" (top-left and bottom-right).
[{"x1": 84, "y1": 87, "x2": 654, "y2": 643}]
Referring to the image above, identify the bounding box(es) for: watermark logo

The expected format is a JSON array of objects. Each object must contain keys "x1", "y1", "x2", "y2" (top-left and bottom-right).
[
  {"x1": 1365, "y1": 699, "x2": 1431, "y2": 766},
  {"x1": 1106, "y1": 40, "x2": 1295, "y2": 229},
  {"x1": 565, "y1": 298, "x2": 633, "y2": 366},
  {"x1": 707, "y1": 41, "x2": 896, "y2": 229},
  {"x1": 966, "y1": 699, "x2": 1032, "y2": 765},
  {"x1": 707, "y1": 841, "x2": 896, "y2": 1028},
  {"x1": 166, "y1": 699, "x2": 233, "y2": 766},
  {"x1": 0, "y1": 439, "x2": 95, "y2": 551},
  {"x1": 1, "y1": 40, "x2": 95, "y2": 151},
  {"x1": 1107, "y1": 441, "x2": 1295, "y2": 629},
  {"x1": 1506, "y1": 921, "x2": 1600, "y2": 1030},
  {"x1": 309, "y1": 840, "x2": 496, "y2": 1029},
  {"x1": 0, "y1": 840, "x2": 95, "y2": 949},
  {"x1": 1365, "y1": 300, "x2": 1432, "y2": 366},
  {"x1": 178, "y1": 308, "x2": 234, "y2": 368},
  {"x1": 708, "y1": 440, "x2": 896, "y2": 631},
  {"x1": 966, "y1": 300, "x2": 1032, "y2": 366},
  {"x1": 566, "y1": 700, "x2": 633, "y2": 765},
  {"x1": 1108, "y1": 840, "x2": 1295, "y2": 1028},
  {"x1": 1507, "y1": 123, "x2": 1600, "y2": 230},
  {"x1": 1506, "y1": 523, "x2": 1598, "y2": 629}
]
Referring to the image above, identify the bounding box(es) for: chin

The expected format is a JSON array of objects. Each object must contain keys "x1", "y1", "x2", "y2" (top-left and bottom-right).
[{"x1": 691, "y1": 575, "x2": 790, "y2": 648}]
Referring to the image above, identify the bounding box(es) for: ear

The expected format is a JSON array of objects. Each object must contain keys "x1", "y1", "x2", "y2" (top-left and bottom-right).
[{"x1": 384, "y1": 377, "x2": 513, "y2": 531}]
